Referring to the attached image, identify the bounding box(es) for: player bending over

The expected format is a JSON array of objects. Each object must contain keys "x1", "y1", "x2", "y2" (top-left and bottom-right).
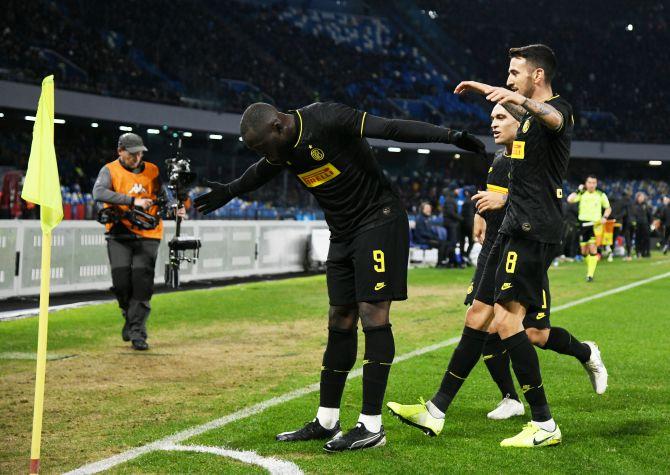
[
  {"x1": 388, "y1": 44, "x2": 598, "y2": 448},
  {"x1": 195, "y1": 101, "x2": 483, "y2": 452}
]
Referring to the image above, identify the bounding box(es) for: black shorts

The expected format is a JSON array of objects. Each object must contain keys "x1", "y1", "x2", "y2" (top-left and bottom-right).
[
  {"x1": 464, "y1": 233, "x2": 496, "y2": 306},
  {"x1": 327, "y1": 214, "x2": 409, "y2": 305},
  {"x1": 494, "y1": 234, "x2": 560, "y2": 310},
  {"x1": 579, "y1": 223, "x2": 596, "y2": 245},
  {"x1": 465, "y1": 233, "x2": 552, "y2": 329},
  {"x1": 523, "y1": 278, "x2": 551, "y2": 330}
]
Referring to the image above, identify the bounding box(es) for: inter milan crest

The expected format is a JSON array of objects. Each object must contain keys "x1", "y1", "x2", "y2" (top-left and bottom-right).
[{"x1": 310, "y1": 147, "x2": 325, "y2": 161}]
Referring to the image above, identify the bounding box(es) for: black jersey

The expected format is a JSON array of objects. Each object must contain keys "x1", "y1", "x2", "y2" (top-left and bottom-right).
[
  {"x1": 482, "y1": 149, "x2": 511, "y2": 242},
  {"x1": 279, "y1": 102, "x2": 401, "y2": 241},
  {"x1": 499, "y1": 95, "x2": 573, "y2": 244}
]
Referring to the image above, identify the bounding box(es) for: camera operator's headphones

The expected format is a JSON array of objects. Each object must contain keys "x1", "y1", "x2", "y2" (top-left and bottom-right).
[{"x1": 97, "y1": 206, "x2": 160, "y2": 230}]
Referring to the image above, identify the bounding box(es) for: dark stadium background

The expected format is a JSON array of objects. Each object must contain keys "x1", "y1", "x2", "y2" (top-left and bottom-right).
[{"x1": 1, "y1": 0, "x2": 667, "y2": 223}]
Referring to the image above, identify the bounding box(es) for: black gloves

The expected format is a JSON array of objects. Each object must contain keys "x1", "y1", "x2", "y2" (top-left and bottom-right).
[
  {"x1": 450, "y1": 130, "x2": 486, "y2": 155},
  {"x1": 194, "y1": 181, "x2": 234, "y2": 215}
]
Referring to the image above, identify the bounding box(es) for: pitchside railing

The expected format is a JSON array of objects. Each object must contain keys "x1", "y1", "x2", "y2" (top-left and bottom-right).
[{"x1": 0, "y1": 220, "x2": 327, "y2": 299}]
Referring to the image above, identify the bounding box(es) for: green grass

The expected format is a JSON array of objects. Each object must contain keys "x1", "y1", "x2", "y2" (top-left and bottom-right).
[{"x1": 1, "y1": 255, "x2": 669, "y2": 474}]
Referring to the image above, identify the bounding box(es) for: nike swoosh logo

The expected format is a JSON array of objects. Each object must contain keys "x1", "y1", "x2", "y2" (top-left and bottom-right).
[
  {"x1": 375, "y1": 283, "x2": 386, "y2": 291},
  {"x1": 533, "y1": 434, "x2": 554, "y2": 446},
  {"x1": 536, "y1": 312, "x2": 546, "y2": 320}
]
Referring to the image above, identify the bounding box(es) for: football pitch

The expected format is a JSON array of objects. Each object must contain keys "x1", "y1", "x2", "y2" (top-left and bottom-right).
[{"x1": 1, "y1": 256, "x2": 669, "y2": 474}]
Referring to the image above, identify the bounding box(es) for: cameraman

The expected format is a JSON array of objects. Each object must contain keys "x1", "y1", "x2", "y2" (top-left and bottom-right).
[{"x1": 93, "y1": 133, "x2": 184, "y2": 350}]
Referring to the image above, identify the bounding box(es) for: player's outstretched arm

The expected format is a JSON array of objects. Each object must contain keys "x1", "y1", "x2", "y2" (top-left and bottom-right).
[
  {"x1": 362, "y1": 114, "x2": 485, "y2": 154},
  {"x1": 194, "y1": 158, "x2": 282, "y2": 214},
  {"x1": 455, "y1": 80, "x2": 563, "y2": 131}
]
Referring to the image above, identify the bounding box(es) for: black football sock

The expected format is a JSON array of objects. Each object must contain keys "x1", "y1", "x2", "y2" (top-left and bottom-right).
[
  {"x1": 320, "y1": 327, "x2": 358, "y2": 409},
  {"x1": 503, "y1": 331, "x2": 552, "y2": 422},
  {"x1": 361, "y1": 324, "x2": 395, "y2": 415},
  {"x1": 542, "y1": 327, "x2": 592, "y2": 364},
  {"x1": 483, "y1": 333, "x2": 519, "y2": 401},
  {"x1": 431, "y1": 326, "x2": 488, "y2": 412}
]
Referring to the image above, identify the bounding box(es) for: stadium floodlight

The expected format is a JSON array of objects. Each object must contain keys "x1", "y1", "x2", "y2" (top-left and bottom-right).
[
  {"x1": 147, "y1": 128, "x2": 160, "y2": 135},
  {"x1": 238, "y1": 136, "x2": 243, "y2": 142},
  {"x1": 91, "y1": 122, "x2": 99, "y2": 128},
  {"x1": 25, "y1": 115, "x2": 36, "y2": 121},
  {"x1": 0, "y1": 112, "x2": 4, "y2": 118},
  {"x1": 209, "y1": 134, "x2": 223, "y2": 140},
  {"x1": 626, "y1": 24, "x2": 634, "y2": 31},
  {"x1": 649, "y1": 160, "x2": 662, "y2": 166},
  {"x1": 182, "y1": 131, "x2": 193, "y2": 137},
  {"x1": 454, "y1": 153, "x2": 461, "y2": 159},
  {"x1": 387, "y1": 147, "x2": 402, "y2": 152},
  {"x1": 417, "y1": 148, "x2": 431, "y2": 154},
  {"x1": 119, "y1": 125, "x2": 133, "y2": 132},
  {"x1": 54, "y1": 118, "x2": 66, "y2": 124}
]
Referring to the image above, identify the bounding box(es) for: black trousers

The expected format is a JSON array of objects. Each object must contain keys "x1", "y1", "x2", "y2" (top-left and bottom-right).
[
  {"x1": 107, "y1": 237, "x2": 160, "y2": 340},
  {"x1": 459, "y1": 222, "x2": 474, "y2": 257},
  {"x1": 425, "y1": 238, "x2": 449, "y2": 264},
  {"x1": 634, "y1": 224, "x2": 651, "y2": 257},
  {"x1": 622, "y1": 225, "x2": 633, "y2": 256},
  {"x1": 444, "y1": 222, "x2": 460, "y2": 262}
]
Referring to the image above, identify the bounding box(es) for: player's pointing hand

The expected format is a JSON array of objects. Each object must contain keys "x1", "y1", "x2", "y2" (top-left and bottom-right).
[
  {"x1": 454, "y1": 80, "x2": 494, "y2": 96},
  {"x1": 194, "y1": 180, "x2": 234, "y2": 215}
]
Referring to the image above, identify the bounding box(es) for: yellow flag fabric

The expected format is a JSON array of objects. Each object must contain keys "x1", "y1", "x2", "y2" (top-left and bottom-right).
[
  {"x1": 594, "y1": 219, "x2": 616, "y2": 247},
  {"x1": 21, "y1": 75, "x2": 63, "y2": 234}
]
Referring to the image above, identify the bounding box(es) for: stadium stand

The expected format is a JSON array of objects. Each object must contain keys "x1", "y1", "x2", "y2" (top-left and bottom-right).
[{"x1": 2, "y1": 0, "x2": 667, "y2": 142}]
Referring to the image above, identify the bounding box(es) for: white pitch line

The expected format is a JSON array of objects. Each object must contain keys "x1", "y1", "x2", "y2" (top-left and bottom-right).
[
  {"x1": 551, "y1": 270, "x2": 670, "y2": 312},
  {"x1": 64, "y1": 338, "x2": 463, "y2": 475},
  {"x1": 65, "y1": 270, "x2": 670, "y2": 475},
  {"x1": 161, "y1": 444, "x2": 303, "y2": 475},
  {"x1": 0, "y1": 352, "x2": 74, "y2": 361},
  {"x1": 0, "y1": 299, "x2": 114, "y2": 322}
]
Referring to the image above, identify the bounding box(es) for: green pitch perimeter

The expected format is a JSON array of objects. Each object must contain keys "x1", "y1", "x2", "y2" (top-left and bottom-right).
[{"x1": 1, "y1": 256, "x2": 669, "y2": 474}]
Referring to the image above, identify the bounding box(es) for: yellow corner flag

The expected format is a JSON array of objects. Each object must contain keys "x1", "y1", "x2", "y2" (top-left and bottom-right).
[
  {"x1": 20, "y1": 75, "x2": 63, "y2": 475},
  {"x1": 22, "y1": 75, "x2": 63, "y2": 233}
]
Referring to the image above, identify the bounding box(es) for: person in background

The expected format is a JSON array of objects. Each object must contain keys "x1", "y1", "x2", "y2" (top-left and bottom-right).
[
  {"x1": 567, "y1": 176, "x2": 611, "y2": 282},
  {"x1": 459, "y1": 188, "x2": 476, "y2": 265},
  {"x1": 561, "y1": 200, "x2": 580, "y2": 259},
  {"x1": 93, "y1": 133, "x2": 185, "y2": 351},
  {"x1": 442, "y1": 189, "x2": 462, "y2": 267},
  {"x1": 631, "y1": 191, "x2": 652, "y2": 257},
  {"x1": 414, "y1": 202, "x2": 449, "y2": 267},
  {"x1": 610, "y1": 191, "x2": 631, "y2": 259},
  {"x1": 657, "y1": 196, "x2": 670, "y2": 254}
]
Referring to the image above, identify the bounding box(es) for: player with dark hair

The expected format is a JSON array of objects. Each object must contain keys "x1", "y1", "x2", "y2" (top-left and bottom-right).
[
  {"x1": 388, "y1": 44, "x2": 605, "y2": 448},
  {"x1": 195, "y1": 101, "x2": 484, "y2": 452},
  {"x1": 468, "y1": 105, "x2": 608, "y2": 421},
  {"x1": 567, "y1": 175, "x2": 612, "y2": 281}
]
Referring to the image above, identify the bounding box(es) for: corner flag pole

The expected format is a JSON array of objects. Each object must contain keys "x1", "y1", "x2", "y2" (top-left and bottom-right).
[
  {"x1": 21, "y1": 75, "x2": 63, "y2": 475},
  {"x1": 29, "y1": 231, "x2": 52, "y2": 474}
]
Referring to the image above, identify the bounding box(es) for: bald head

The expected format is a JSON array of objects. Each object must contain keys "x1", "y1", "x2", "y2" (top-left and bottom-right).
[
  {"x1": 240, "y1": 103, "x2": 279, "y2": 143},
  {"x1": 239, "y1": 102, "x2": 298, "y2": 161}
]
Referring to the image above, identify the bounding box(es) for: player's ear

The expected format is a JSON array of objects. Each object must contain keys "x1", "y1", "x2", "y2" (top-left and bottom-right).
[{"x1": 271, "y1": 118, "x2": 283, "y2": 134}]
